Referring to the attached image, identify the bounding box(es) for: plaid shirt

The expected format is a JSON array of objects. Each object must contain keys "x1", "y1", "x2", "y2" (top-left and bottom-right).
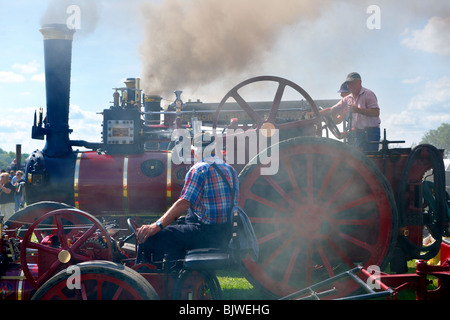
[{"x1": 179, "y1": 156, "x2": 239, "y2": 225}]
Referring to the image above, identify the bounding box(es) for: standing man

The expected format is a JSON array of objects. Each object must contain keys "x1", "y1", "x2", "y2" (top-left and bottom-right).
[
  {"x1": 0, "y1": 173, "x2": 16, "y2": 221},
  {"x1": 12, "y1": 171, "x2": 25, "y2": 211},
  {"x1": 136, "y1": 132, "x2": 239, "y2": 264},
  {"x1": 321, "y1": 72, "x2": 381, "y2": 151}
]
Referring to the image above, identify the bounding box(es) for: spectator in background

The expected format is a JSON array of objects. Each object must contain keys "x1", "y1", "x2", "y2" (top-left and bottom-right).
[
  {"x1": 0, "y1": 172, "x2": 15, "y2": 221},
  {"x1": 13, "y1": 170, "x2": 25, "y2": 211}
]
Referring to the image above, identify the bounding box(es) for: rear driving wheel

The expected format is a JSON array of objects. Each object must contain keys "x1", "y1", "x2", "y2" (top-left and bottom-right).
[{"x1": 239, "y1": 136, "x2": 398, "y2": 298}]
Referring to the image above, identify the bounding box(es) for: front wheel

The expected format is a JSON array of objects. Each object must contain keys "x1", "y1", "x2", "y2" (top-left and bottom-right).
[{"x1": 31, "y1": 261, "x2": 159, "y2": 300}]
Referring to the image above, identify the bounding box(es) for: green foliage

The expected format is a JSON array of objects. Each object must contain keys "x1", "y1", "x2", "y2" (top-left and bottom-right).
[
  {"x1": 0, "y1": 147, "x2": 29, "y2": 171},
  {"x1": 420, "y1": 123, "x2": 450, "y2": 157}
]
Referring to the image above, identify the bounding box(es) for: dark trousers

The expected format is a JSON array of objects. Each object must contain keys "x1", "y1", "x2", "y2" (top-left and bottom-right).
[
  {"x1": 351, "y1": 127, "x2": 380, "y2": 152},
  {"x1": 137, "y1": 209, "x2": 231, "y2": 263}
]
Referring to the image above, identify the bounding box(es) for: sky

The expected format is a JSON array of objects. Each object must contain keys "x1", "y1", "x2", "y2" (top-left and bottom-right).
[{"x1": 0, "y1": 0, "x2": 449, "y2": 155}]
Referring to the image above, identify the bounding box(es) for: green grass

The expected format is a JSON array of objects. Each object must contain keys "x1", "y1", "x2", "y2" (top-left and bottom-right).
[
  {"x1": 217, "y1": 269, "x2": 271, "y2": 300},
  {"x1": 217, "y1": 260, "x2": 440, "y2": 300}
]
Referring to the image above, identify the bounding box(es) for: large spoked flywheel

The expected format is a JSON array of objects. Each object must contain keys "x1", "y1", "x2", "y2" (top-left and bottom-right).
[
  {"x1": 238, "y1": 136, "x2": 398, "y2": 298},
  {"x1": 213, "y1": 76, "x2": 322, "y2": 137}
]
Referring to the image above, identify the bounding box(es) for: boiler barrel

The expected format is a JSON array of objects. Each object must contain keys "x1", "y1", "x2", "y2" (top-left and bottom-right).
[{"x1": 73, "y1": 151, "x2": 187, "y2": 217}]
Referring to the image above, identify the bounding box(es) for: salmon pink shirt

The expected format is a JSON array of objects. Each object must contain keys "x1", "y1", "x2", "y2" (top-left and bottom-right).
[{"x1": 332, "y1": 87, "x2": 381, "y2": 130}]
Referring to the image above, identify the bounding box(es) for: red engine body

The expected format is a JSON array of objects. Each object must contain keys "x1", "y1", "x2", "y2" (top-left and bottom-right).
[{"x1": 74, "y1": 151, "x2": 187, "y2": 217}]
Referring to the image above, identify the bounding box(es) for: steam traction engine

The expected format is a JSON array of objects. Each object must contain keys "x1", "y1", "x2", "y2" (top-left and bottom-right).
[{"x1": 1, "y1": 24, "x2": 449, "y2": 300}]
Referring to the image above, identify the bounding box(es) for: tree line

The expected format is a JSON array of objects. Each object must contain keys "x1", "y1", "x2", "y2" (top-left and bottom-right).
[{"x1": 0, "y1": 148, "x2": 29, "y2": 171}]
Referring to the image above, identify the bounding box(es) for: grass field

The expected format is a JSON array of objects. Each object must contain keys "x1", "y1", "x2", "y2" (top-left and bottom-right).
[
  {"x1": 217, "y1": 260, "x2": 439, "y2": 300},
  {"x1": 217, "y1": 269, "x2": 271, "y2": 300}
]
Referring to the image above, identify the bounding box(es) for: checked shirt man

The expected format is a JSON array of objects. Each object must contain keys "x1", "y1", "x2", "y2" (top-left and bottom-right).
[{"x1": 136, "y1": 133, "x2": 239, "y2": 264}]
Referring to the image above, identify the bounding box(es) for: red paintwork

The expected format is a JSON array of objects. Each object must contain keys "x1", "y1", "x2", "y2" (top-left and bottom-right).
[{"x1": 76, "y1": 151, "x2": 187, "y2": 216}]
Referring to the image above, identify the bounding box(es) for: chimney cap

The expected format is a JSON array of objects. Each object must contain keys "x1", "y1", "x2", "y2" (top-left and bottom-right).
[{"x1": 40, "y1": 24, "x2": 75, "y2": 41}]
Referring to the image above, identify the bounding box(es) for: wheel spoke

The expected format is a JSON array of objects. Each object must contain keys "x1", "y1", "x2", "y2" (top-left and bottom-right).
[
  {"x1": 326, "y1": 173, "x2": 357, "y2": 206},
  {"x1": 70, "y1": 224, "x2": 97, "y2": 252},
  {"x1": 261, "y1": 235, "x2": 296, "y2": 268},
  {"x1": 55, "y1": 291, "x2": 69, "y2": 300},
  {"x1": 307, "y1": 154, "x2": 314, "y2": 201},
  {"x1": 327, "y1": 239, "x2": 354, "y2": 267},
  {"x1": 112, "y1": 287, "x2": 124, "y2": 300},
  {"x1": 232, "y1": 90, "x2": 263, "y2": 126},
  {"x1": 71, "y1": 252, "x2": 95, "y2": 262},
  {"x1": 96, "y1": 280, "x2": 104, "y2": 300},
  {"x1": 54, "y1": 215, "x2": 68, "y2": 249},
  {"x1": 305, "y1": 240, "x2": 313, "y2": 287},
  {"x1": 81, "y1": 282, "x2": 88, "y2": 300},
  {"x1": 281, "y1": 244, "x2": 301, "y2": 286},
  {"x1": 338, "y1": 232, "x2": 374, "y2": 252},
  {"x1": 37, "y1": 259, "x2": 62, "y2": 287},
  {"x1": 317, "y1": 157, "x2": 340, "y2": 201},
  {"x1": 267, "y1": 83, "x2": 286, "y2": 122},
  {"x1": 263, "y1": 175, "x2": 295, "y2": 207},
  {"x1": 316, "y1": 241, "x2": 335, "y2": 278},
  {"x1": 331, "y1": 194, "x2": 375, "y2": 215},
  {"x1": 250, "y1": 216, "x2": 288, "y2": 224},
  {"x1": 246, "y1": 192, "x2": 289, "y2": 212},
  {"x1": 27, "y1": 241, "x2": 61, "y2": 256},
  {"x1": 257, "y1": 228, "x2": 286, "y2": 245},
  {"x1": 326, "y1": 238, "x2": 354, "y2": 267},
  {"x1": 281, "y1": 156, "x2": 301, "y2": 198},
  {"x1": 337, "y1": 217, "x2": 376, "y2": 226}
]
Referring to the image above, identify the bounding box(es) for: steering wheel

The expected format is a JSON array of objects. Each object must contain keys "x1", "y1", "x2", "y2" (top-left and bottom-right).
[
  {"x1": 212, "y1": 76, "x2": 322, "y2": 135},
  {"x1": 321, "y1": 113, "x2": 343, "y2": 139},
  {"x1": 127, "y1": 218, "x2": 138, "y2": 235}
]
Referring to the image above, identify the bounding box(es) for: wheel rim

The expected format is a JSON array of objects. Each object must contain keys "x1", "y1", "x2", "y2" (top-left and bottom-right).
[
  {"x1": 32, "y1": 261, "x2": 158, "y2": 300},
  {"x1": 5, "y1": 201, "x2": 73, "y2": 238},
  {"x1": 239, "y1": 137, "x2": 397, "y2": 298},
  {"x1": 37, "y1": 273, "x2": 145, "y2": 300},
  {"x1": 20, "y1": 209, "x2": 113, "y2": 290}
]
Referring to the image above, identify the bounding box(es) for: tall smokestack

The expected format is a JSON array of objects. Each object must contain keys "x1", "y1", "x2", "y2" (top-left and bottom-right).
[{"x1": 40, "y1": 24, "x2": 75, "y2": 157}]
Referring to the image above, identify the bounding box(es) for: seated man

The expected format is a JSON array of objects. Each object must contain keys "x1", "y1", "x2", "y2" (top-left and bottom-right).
[{"x1": 136, "y1": 132, "x2": 239, "y2": 264}]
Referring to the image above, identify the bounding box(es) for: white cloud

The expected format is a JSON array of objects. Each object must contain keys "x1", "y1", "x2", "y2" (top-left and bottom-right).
[
  {"x1": 401, "y1": 76, "x2": 422, "y2": 84},
  {"x1": 0, "y1": 71, "x2": 26, "y2": 83},
  {"x1": 402, "y1": 16, "x2": 450, "y2": 55},
  {"x1": 0, "y1": 103, "x2": 103, "y2": 153},
  {"x1": 385, "y1": 76, "x2": 450, "y2": 145},
  {"x1": 31, "y1": 73, "x2": 45, "y2": 83},
  {"x1": 68, "y1": 104, "x2": 103, "y2": 143},
  {"x1": 12, "y1": 61, "x2": 40, "y2": 74},
  {"x1": 407, "y1": 76, "x2": 450, "y2": 111}
]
